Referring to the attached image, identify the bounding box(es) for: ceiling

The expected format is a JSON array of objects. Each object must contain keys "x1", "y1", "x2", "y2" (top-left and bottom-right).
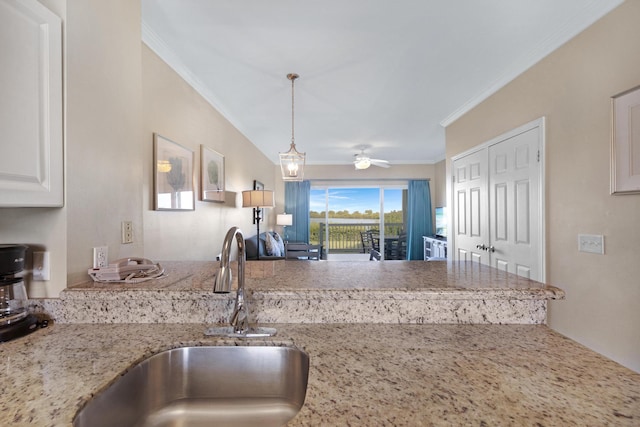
[{"x1": 141, "y1": 0, "x2": 622, "y2": 167}]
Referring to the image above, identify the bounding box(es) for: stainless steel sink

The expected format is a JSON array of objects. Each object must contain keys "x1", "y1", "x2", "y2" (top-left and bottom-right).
[{"x1": 73, "y1": 346, "x2": 309, "y2": 427}]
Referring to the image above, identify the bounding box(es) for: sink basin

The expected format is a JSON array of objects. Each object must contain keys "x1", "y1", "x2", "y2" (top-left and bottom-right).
[{"x1": 73, "y1": 346, "x2": 309, "y2": 427}]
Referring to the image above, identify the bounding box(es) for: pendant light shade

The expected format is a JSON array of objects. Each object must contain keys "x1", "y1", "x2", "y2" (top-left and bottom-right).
[{"x1": 280, "y1": 73, "x2": 305, "y2": 181}]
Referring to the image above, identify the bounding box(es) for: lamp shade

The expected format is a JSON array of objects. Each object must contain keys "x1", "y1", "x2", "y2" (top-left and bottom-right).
[
  {"x1": 276, "y1": 213, "x2": 293, "y2": 226},
  {"x1": 242, "y1": 190, "x2": 274, "y2": 208}
]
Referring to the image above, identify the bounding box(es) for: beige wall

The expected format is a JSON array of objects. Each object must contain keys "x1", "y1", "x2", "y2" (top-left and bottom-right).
[
  {"x1": 446, "y1": 1, "x2": 640, "y2": 372},
  {"x1": 433, "y1": 160, "x2": 446, "y2": 208},
  {"x1": 65, "y1": 0, "x2": 145, "y2": 286},
  {"x1": 142, "y1": 46, "x2": 276, "y2": 260}
]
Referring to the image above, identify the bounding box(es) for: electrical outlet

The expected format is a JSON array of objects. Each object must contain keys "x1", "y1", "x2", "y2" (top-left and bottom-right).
[
  {"x1": 121, "y1": 221, "x2": 133, "y2": 244},
  {"x1": 93, "y1": 246, "x2": 108, "y2": 268},
  {"x1": 578, "y1": 234, "x2": 604, "y2": 254}
]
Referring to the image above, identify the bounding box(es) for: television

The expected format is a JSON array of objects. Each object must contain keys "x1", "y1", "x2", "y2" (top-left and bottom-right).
[{"x1": 434, "y1": 207, "x2": 447, "y2": 239}]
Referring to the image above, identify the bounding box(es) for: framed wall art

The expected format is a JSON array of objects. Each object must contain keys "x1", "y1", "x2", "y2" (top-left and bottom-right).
[
  {"x1": 154, "y1": 133, "x2": 195, "y2": 210},
  {"x1": 201, "y1": 145, "x2": 225, "y2": 202},
  {"x1": 611, "y1": 85, "x2": 640, "y2": 195}
]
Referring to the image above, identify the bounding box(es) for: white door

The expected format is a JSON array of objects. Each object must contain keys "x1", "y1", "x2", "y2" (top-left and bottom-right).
[
  {"x1": 452, "y1": 148, "x2": 489, "y2": 265},
  {"x1": 452, "y1": 119, "x2": 545, "y2": 281},
  {"x1": 488, "y1": 127, "x2": 542, "y2": 281}
]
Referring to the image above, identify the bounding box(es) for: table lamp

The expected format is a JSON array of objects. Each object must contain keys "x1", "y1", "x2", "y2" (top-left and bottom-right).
[{"x1": 276, "y1": 213, "x2": 293, "y2": 242}]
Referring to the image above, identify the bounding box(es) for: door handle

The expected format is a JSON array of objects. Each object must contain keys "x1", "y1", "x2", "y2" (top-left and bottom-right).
[
  {"x1": 488, "y1": 246, "x2": 495, "y2": 253},
  {"x1": 476, "y1": 244, "x2": 487, "y2": 251}
]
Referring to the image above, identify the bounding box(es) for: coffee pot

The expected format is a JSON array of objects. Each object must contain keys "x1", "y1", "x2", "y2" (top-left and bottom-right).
[{"x1": 0, "y1": 244, "x2": 42, "y2": 341}]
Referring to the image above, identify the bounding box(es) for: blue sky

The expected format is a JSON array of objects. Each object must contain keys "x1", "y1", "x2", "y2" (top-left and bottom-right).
[{"x1": 310, "y1": 188, "x2": 403, "y2": 213}]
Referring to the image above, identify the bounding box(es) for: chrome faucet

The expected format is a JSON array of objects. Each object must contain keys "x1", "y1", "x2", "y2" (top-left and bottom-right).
[
  {"x1": 206, "y1": 226, "x2": 276, "y2": 338},
  {"x1": 213, "y1": 226, "x2": 249, "y2": 333}
]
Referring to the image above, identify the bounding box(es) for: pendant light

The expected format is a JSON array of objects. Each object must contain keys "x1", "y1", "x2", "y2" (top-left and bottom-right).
[{"x1": 279, "y1": 73, "x2": 305, "y2": 181}]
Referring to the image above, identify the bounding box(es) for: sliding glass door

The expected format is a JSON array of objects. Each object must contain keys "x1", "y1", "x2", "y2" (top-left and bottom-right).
[{"x1": 310, "y1": 185, "x2": 406, "y2": 259}]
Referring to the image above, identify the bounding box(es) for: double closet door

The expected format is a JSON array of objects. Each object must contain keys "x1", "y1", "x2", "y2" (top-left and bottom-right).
[{"x1": 452, "y1": 119, "x2": 545, "y2": 282}]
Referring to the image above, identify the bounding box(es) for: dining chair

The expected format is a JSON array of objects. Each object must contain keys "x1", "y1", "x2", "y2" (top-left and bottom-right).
[
  {"x1": 360, "y1": 231, "x2": 373, "y2": 254},
  {"x1": 367, "y1": 230, "x2": 380, "y2": 252}
]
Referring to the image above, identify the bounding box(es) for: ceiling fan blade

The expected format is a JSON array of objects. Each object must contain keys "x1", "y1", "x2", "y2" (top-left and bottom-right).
[{"x1": 370, "y1": 159, "x2": 390, "y2": 168}]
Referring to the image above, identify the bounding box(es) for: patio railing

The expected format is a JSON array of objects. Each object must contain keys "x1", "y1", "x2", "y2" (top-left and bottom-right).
[{"x1": 309, "y1": 222, "x2": 404, "y2": 253}]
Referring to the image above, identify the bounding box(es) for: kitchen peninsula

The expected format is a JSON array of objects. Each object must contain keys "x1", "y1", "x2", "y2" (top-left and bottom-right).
[
  {"x1": 41, "y1": 261, "x2": 562, "y2": 324},
  {"x1": 1, "y1": 261, "x2": 637, "y2": 426}
]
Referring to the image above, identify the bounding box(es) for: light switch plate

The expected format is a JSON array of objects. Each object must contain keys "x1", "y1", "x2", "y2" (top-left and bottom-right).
[
  {"x1": 33, "y1": 251, "x2": 50, "y2": 281},
  {"x1": 121, "y1": 221, "x2": 133, "y2": 244},
  {"x1": 578, "y1": 234, "x2": 604, "y2": 254}
]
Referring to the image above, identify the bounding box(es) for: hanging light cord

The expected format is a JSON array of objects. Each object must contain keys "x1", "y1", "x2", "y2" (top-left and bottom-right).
[
  {"x1": 288, "y1": 73, "x2": 299, "y2": 147},
  {"x1": 291, "y1": 76, "x2": 295, "y2": 145}
]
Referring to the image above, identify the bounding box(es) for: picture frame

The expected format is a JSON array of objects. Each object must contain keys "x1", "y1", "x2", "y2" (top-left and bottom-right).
[
  {"x1": 200, "y1": 145, "x2": 225, "y2": 202},
  {"x1": 153, "y1": 133, "x2": 195, "y2": 210},
  {"x1": 253, "y1": 180, "x2": 264, "y2": 224},
  {"x1": 611, "y1": 85, "x2": 640, "y2": 195}
]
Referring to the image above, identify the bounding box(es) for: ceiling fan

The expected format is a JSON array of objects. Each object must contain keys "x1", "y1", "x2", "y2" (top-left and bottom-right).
[{"x1": 353, "y1": 150, "x2": 390, "y2": 170}]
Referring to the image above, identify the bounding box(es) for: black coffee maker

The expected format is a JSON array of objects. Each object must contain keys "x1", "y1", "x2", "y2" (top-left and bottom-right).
[{"x1": 0, "y1": 244, "x2": 40, "y2": 342}]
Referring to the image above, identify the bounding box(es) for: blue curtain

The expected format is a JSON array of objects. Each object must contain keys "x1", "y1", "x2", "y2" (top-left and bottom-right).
[
  {"x1": 284, "y1": 181, "x2": 310, "y2": 243},
  {"x1": 406, "y1": 180, "x2": 432, "y2": 260}
]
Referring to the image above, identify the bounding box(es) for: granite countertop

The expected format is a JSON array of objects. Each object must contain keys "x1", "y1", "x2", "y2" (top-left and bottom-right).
[
  {"x1": 11, "y1": 261, "x2": 632, "y2": 425},
  {"x1": 70, "y1": 260, "x2": 564, "y2": 295},
  {"x1": 39, "y1": 261, "x2": 564, "y2": 325},
  {"x1": 1, "y1": 322, "x2": 638, "y2": 426}
]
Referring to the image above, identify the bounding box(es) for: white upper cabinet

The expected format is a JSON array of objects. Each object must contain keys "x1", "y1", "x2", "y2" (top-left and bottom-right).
[{"x1": 0, "y1": 0, "x2": 63, "y2": 207}]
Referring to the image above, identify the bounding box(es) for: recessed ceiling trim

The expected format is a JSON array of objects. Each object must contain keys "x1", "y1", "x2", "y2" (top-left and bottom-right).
[{"x1": 439, "y1": 0, "x2": 623, "y2": 128}]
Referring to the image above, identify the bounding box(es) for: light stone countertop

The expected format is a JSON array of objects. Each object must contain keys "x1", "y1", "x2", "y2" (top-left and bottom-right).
[
  {"x1": 70, "y1": 260, "x2": 563, "y2": 294},
  {"x1": 40, "y1": 261, "x2": 564, "y2": 325},
  {"x1": 0, "y1": 322, "x2": 638, "y2": 426},
  {"x1": 10, "y1": 261, "x2": 622, "y2": 426}
]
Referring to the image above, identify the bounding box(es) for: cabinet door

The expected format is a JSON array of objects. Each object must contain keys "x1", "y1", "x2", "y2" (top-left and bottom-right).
[
  {"x1": 0, "y1": 0, "x2": 62, "y2": 207},
  {"x1": 434, "y1": 241, "x2": 445, "y2": 258}
]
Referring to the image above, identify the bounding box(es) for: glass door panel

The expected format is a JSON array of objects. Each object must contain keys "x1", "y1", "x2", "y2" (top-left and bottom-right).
[
  {"x1": 383, "y1": 188, "x2": 407, "y2": 260},
  {"x1": 310, "y1": 185, "x2": 407, "y2": 260}
]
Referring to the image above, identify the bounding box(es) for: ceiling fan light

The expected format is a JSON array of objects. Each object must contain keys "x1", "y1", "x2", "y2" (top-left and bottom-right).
[{"x1": 354, "y1": 158, "x2": 371, "y2": 170}]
